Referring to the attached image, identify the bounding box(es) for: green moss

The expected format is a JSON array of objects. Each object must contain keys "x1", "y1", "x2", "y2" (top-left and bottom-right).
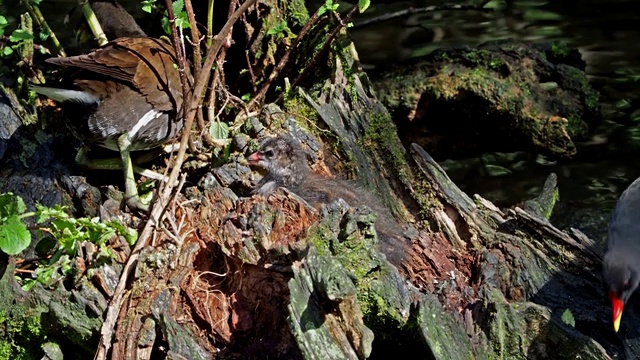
[
  {"x1": 565, "y1": 114, "x2": 582, "y2": 134},
  {"x1": 549, "y1": 41, "x2": 570, "y2": 57},
  {"x1": 410, "y1": 180, "x2": 436, "y2": 219},
  {"x1": 283, "y1": 0, "x2": 309, "y2": 27},
  {"x1": 0, "y1": 309, "x2": 46, "y2": 360},
  {"x1": 282, "y1": 92, "x2": 320, "y2": 126},
  {"x1": 363, "y1": 112, "x2": 410, "y2": 186},
  {"x1": 461, "y1": 50, "x2": 506, "y2": 71}
]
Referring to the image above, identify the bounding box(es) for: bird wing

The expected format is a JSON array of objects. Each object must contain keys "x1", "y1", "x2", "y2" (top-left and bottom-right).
[{"x1": 46, "y1": 37, "x2": 187, "y2": 113}]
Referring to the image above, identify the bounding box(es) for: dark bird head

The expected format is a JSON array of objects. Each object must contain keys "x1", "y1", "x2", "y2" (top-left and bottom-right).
[
  {"x1": 246, "y1": 135, "x2": 310, "y2": 196},
  {"x1": 603, "y1": 249, "x2": 640, "y2": 332}
]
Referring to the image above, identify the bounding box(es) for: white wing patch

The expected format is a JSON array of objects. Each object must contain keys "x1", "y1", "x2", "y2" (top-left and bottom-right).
[{"x1": 129, "y1": 110, "x2": 163, "y2": 139}]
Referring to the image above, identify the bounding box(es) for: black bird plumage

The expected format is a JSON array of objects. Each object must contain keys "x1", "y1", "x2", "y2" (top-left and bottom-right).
[
  {"x1": 247, "y1": 135, "x2": 410, "y2": 267},
  {"x1": 603, "y1": 176, "x2": 640, "y2": 332}
]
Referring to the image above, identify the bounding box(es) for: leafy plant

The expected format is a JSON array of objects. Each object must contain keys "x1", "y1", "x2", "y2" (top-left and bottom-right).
[
  {"x1": 318, "y1": 0, "x2": 340, "y2": 16},
  {"x1": 0, "y1": 193, "x2": 138, "y2": 289},
  {"x1": 0, "y1": 193, "x2": 31, "y2": 255},
  {"x1": 267, "y1": 20, "x2": 293, "y2": 41}
]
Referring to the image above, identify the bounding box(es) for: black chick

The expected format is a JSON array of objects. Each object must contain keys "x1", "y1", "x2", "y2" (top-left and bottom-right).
[{"x1": 247, "y1": 135, "x2": 409, "y2": 267}]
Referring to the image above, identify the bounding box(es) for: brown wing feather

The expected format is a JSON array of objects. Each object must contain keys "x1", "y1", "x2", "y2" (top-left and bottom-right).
[{"x1": 46, "y1": 37, "x2": 188, "y2": 113}]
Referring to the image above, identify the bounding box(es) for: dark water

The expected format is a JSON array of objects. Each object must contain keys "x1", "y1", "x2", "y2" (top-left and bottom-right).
[{"x1": 349, "y1": 0, "x2": 640, "y2": 244}]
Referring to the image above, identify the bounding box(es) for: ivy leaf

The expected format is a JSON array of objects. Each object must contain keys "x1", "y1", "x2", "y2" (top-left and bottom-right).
[
  {"x1": 209, "y1": 121, "x2": 230, "y2": 140},
  {"x1": 0, "y1": 215, "x2": 31, "y2": 255}
]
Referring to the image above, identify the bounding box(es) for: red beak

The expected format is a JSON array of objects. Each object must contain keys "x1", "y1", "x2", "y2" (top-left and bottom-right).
[
  {"x1": 609, "y1": 291, "x2": 624, "y2": 332},
  {"x1": 246, "y1": 152, "x2": 261, "y2": 165}
]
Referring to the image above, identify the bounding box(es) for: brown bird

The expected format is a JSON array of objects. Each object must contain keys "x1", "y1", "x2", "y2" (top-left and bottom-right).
[
  {"x1": 247, "y1": 135, "x2": 409, "y2": 267},
  {"x1": 32, "y1": 37, "x2": 187, "y2": 211}
]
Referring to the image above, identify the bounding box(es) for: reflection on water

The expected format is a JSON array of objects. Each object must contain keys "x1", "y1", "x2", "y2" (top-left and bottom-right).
[{"x1": 349, "y1": 0, "x2": 640, "y2": 242}]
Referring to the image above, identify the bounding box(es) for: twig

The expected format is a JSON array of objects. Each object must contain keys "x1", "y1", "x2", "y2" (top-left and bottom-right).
[
  {"x1": 182, "y1": 0, "x2": 210, "y2": 151},
  {"x1": 184, "y1": 0, "x2": 202, "y2": 75},
  {"x1": 276, "y1": 5, "x2": 358, "y2": 104},
  {"x1": 245, "y1": 50, "x2": 257, "y2": 90},
  {"x1": 249, "y1": 8, "x2": 321, "y2": 107},
  {"x1": 352, "y1": 3, "x2": 493, "y2": 30},
  {"x1": 93, "y1": 1, "x2": 258, "y2": 358},
  {"x1": 20, "y1": 0, "x2": 66, "y2": 57}
]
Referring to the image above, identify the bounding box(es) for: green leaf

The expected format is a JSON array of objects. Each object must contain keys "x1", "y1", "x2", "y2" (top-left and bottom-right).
[
  {"x1": 161, "y1": 17, "x2": 171, "y2": 35},
  {"x1": 0, "y1": 193, "x2": 26, "y2": 218},
  {"x1": 358, "y1": 0, "x2": 370, "y2": 13},
  {"x1": 267, "y1": 20, "x2": 288, "y2": 36},
  {"x1": 209, "y1": 121, "x2": 230, "y2": 140},
  {"x1": 172, "y1": 0, "x2": 185, "y2": 13},
  {"x1": 9, "y1": 29, "x2": 34, "y2": 42},
  {"x1": 142, "y1": 0, "x2": 155, "y2": 13},
  {"x1": 35, "y1": 203, "x2": 68, "y2": 223},
  {"x1": 175, "y1": 11, "x2": 191, "y2": 29},
  {"x1": 2, "y1": 46, "x2": 14, "y2": 56},
  {"x1": 561, "y1": 309, "x2": 575, "y2": 327},
  {"x1": 21, "y1": 278, "x2": 36, "y2": 291},
  {"x1": 39, "y1": 29, "x2": 51, "y2": 41},
  {"x1": 108, "y1": 220, "x2": 138, "y2": 245},
  {"x1": 0, "y1": 215, "x2": 31, "y2": 255}
]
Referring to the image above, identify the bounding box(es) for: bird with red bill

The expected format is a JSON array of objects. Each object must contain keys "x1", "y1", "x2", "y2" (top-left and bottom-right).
[{"x1": 603, "y1": 176, "x2": 640, "y2": 332}]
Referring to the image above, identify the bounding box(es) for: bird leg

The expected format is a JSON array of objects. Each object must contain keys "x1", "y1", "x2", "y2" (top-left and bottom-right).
[
  {"x1": 75, "y1": 146, "x2": 170, "y2": 182},
  {"x1": 117, "y1": 135, "x2": 150, "y2": 211}
]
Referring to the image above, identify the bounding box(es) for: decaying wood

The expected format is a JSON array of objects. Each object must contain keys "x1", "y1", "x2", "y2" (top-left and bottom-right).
[{"x1": 0, "y1": 1, "x2": 627, "y2": 359}]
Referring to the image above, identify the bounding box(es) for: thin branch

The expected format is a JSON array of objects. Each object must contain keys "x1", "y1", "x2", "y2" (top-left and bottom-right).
[
  {"x1": 93, "y1": 1, "x2": 257, "y2": 359},
  {"x1": 20, "y1": 0, "x2": 66, "y2": 57},
  {"x1": 276, "y1": 5, "x2": 359, "y2": 104},
  {"x1": 184, "y1": 0, "x2": 202, "y2": 76},
  {"x1": 352, "y1": 3, "x2": 493, "y2": 30},
  {"x1": 249, "y1": 7, "x2": 321, "y2": 107}
]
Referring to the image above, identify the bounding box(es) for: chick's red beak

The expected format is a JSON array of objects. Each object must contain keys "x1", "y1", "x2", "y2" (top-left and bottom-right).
[
  {"x1": 609, "y1": 291, "x2": 624, "y2": 332},
  {"x1": 246, "y1": 152, "x2": 261, "y2": 165}
]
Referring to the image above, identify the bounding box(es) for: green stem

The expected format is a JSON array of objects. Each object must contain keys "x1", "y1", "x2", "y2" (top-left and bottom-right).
[
  {"x1": 18, "y1": 212, "x2": 36, "y2": 219},
  {"x1": 207, "y1": 0, "x2": 214, "y2": 47},
  {"x1": 20, "y1": 0, "x2": 66, "y2": 57},
  {"x1": 79, "y1": 0, "x2": 108, "y2": 45}
]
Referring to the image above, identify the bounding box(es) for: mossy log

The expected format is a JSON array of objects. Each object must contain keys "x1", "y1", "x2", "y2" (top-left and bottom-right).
[{"x1": 371, "y1": 41, "x2": 601, "y2": 160}]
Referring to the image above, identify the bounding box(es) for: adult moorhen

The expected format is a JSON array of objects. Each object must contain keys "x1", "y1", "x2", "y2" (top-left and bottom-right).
[
  {"x1": 246, "y1": 135, "x2": 410, "y2": 267},
  {"x1": 32, "y1": 36, "x2": 187, "y2": 211},
  {"x1": 603, "y1": 176, "x2": 640, "y2": 332}
]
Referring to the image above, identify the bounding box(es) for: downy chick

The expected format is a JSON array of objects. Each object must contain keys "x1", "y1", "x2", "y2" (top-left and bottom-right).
[{"x1": 247, "y1": 135, "x2": 409, "y2": 267}]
